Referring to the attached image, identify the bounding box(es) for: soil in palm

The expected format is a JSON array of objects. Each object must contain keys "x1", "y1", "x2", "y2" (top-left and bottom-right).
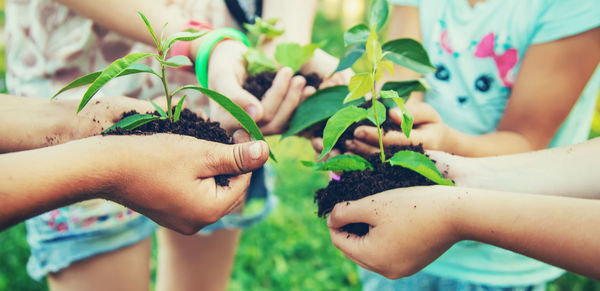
[
  {"x1": 243, "y1": 71, "x2": 322, "y2": 100},
  {"x1": 314, "y1": 145, "x2": 438, "y2": 236},
  {"x1": 104, "y1": 108, "x2": 232, "y2": 186}
]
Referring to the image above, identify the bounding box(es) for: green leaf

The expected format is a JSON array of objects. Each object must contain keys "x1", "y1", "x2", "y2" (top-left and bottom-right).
[
  {"x1": 388, "y1": 151, "x2": 454, "y2": 186},
  {"x1": 381, "y1": 79, "x2": 428, "y2": 98},
  {"x1": 300, "y1": 160, "x2": 315, "y2": 167},
  {"x1": 77, "y1": 53, "x2": 155, "y2": 112},
  {"x1": 172, "y1": 85, "x2": 276, "y2": 161},
  {"x1": 173, "y1": 95, "x2": 187, "y2": 122},
  {"x1": 162, "y1": 55, "x2": 193, "y2": 67},
  {"x1": 394, "y1": 97, "x2": 414, "y2": 138},
  {"x1": 335, "y1": 44, "x2": 365, "y2": 72},
  {"x1": 319, "y1": 105, "x2": 368, "y2": 160},
  {"x1": 314, "y1": 154, "x2": 374, "y2": 172},
  {"x1": 244, "y1": 47, "x2": 278, "y2": 76},
  {"x1": 244, "y1": 16, "x2": 284, "y2": 46},
  {"x1": 382, "y1": 39, "x2": 435, "y2": 75},
  {"x1": 366, "y1": 25, "x2": 382, "y2": 67},
  {"x1": 274, "y1": 43, "x2": 320, "y2": 73},
  {"x1": 138, "y1": 12, "x2": 161, "y2": 52},
  {"x1": 149, "y1": 100, "x2": 167, "y2": 118},
  {"x1": 366, "y1": 99, "x2": 386, "y2": 126},
  {"x1": 369, "y1": 0, "x2": 389, "y2": 32},
  {"x1": 344, "y1": 24, "x2": 370, "y2": 46},
  {"x1": 51, "y1": 63, "x2": 158, "y2": 100},
  {"x1": 104, "y1": 113, "x2": 159, "y2": 133},
  {"x1": 344, "y1": 73, "x2": 373, "y2": 103},
  {"x1": 163, "y1": 30, "x2": 207, "y2": 55},
  {"x1": 380, "y1": 90, "x2": 413, "y2": 138},
  {"x1": 283, "y1": 86, "x2": 366, "y2": 138},
  {"x1": 376, "y1": 59, "x2": 395, "y2": 81}
]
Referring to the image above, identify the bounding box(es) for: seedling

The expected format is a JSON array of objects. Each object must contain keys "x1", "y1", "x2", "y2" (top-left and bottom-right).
[
  {"x1": 303, "y1": 0, "x2": 453, "y2": 186},
  {"x1": 243, "y1": 17, "x2": 321, "y2": 76},
  {"x1": 52, "y1": 12, "x2": 275, "y2": 160}
]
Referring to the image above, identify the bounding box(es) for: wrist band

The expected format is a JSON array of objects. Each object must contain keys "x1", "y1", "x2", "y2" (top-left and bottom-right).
[
  {"x1": 195, "y1": 27, "x2": 250, "y2": 88},
  {"x1": 169, "y1": 20, "x2": 214, "y2": 71}
]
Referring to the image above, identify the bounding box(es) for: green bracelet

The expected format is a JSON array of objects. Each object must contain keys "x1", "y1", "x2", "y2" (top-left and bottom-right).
[{"x1": 195, "y1": 27, "x2": 250, "y2": 88}]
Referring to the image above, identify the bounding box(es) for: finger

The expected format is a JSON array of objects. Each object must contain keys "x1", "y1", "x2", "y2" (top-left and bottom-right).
[
  {"x1": 232, "y1": 129, "x2": 251, "y2": 144},
  {"x1": 301, "y1": 86, "x2": 317, "y2": 103},
  {"x1": 261, "y1": 75, "x2": 305, "y2": 134},
  {"x1": 261, "y1": 67, "x2": 293, "y2": 122},
  {"x1": 311, "y1": 137, "x2": 324, "y2": 152},
  {"x1": 353, "y1": 126, "x2": 382, "y2": 146},
  {"x1": 327, "y1": 199, "x2": 377, "y2": 229},
  {"x1": 214, "y1": 172, "x2": 252, "y2": 216},
  {"x1": 401, "y1": 102, "x2": 440, "y2": 125},
  {"x1": 344, "y1": 139, "x2": 380, "y2": 156},
  {"x1": 329, "y1": 226, "x2": 365, "y2": 261},
  {"x1": 213, "y1": 75, "x2": 264, "y2": 121},
  {"x1": 202, "y1": 140, "x2": 269, "y2": 175}
]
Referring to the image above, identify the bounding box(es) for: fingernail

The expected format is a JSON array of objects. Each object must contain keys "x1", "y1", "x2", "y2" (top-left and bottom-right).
[
  {"x1": 246, "y1": 105, "x2": 259, "y2": 119},
  {"x1": 249, "y1": 142, "x2": 264, "y2": 160},
  {"x1": 354, "y1": 130, "x2": 364, "y2": 139}
]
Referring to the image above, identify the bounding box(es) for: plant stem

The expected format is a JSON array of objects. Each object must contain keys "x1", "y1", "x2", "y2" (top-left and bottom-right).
[
  {"x1": 371, "y1": 68, "x2": 385, "y2": 163},
  {"x1": 160, "y1": 63, "x2": 172, "y2": 121}
]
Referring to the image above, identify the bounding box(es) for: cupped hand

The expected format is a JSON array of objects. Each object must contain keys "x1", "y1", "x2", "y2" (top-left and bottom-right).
[
  {"x1": 72, "y1": 95, "x2": 156, "y2": 139},
  {"x1": 99, "y1": 131, "x2": 269, "y2": 234},
  {"x1": 327, "y1": 186, "x2": 460, "y2": 279},
  {"x1": 348, "y1": 101, "x2": 450, "y2": 155},
  {"x1": 208, "y1": 40, "x2": 313, "y2": 135}
]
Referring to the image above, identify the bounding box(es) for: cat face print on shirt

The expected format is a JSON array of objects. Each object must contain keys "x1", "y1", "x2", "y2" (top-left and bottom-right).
[{"x1": 424, "y1": 21, "x2": 519, "y2": 134}]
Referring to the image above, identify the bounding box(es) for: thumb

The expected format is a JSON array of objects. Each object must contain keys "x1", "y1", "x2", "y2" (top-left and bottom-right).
[
  {"x1": 327, "y1": 199, "x2": 375, "y2": 229},
  {"x1": 203, "y1": 140, "x2": 269, "y2": 176}
]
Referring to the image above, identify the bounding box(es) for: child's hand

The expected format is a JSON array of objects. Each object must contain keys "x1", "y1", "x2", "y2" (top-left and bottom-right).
[
  {"x1": 101, "y1": 131, "x2": 269, "y2": 234},
  {"x1": 347, "y1": 102, "x2": 450, "y2": 155},
  {"x1": 208, "y1": 40, "x2": 314, "y2": 135},
  {"x1": 327, "y1": 186, "x2": 460, "y2": 279}
]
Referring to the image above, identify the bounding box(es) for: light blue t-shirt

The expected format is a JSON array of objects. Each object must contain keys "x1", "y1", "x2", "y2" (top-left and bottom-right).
[{"x1": 384, "y1": 0, "x2": 600, "y2": 287}]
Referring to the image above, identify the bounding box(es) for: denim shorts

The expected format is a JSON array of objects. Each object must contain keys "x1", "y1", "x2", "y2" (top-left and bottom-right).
[
  {"x1": 358, "y1": 268, "x2": 546, "y2": 291},
  {"x1": 25, "y1": 166, "x2": 276, "y2": 280}
]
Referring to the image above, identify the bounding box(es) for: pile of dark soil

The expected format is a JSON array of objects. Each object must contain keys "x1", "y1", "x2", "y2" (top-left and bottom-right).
[
  {"x1": 243, "y1": 71, "x2": 323, "y2": 100},
  {"x1": 104, "y1": 108, "x2": 232, "y2": 186},
  {"x1": 314, "y1": 144, "x2": 437, "y2": 235}
]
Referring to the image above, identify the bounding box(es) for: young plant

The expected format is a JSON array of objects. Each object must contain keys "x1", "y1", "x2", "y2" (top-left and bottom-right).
[
  {"x1": 243, "y1": 17, "x2": 320, "y2": 76},
  {"x1": 52, "y1": 12, "x2": 275, "y2": 160},
  {"x1": 303, "y1": 0, "x2": 453, "y2": 186},
  {"x1": 282, "y1": 0, "x2": 429, "y2": 139}
]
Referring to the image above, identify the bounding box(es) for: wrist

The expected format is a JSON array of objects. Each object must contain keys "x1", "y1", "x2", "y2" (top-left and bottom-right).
[
  {"x1": 73, "y1": 136, "x2": 123, "y2": 201},
  {"x1": 194, "y1": 28, "x2": 250, "y2": 87}
]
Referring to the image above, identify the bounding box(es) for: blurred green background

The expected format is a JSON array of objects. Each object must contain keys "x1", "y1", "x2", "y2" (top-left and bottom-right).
[{"x1": 0, "y1": 0, "x2": 599, "y2": 290}]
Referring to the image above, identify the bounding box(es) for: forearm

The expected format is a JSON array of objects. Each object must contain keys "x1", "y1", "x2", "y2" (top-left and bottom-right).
[
  {"x1": 261, "y1": 0, "x2": 317, "y2": 53},
  {"x1": 445, "y1": 128, "x2": 537, "y2": 157},
  {"x1": 56, "y1": 0, "x2": 189, "y2": 47},
  {"x1": 0, "y1": 95, "x2": 78, "y2": 153},
  {"x1": 453, "y1": 188, "x2": 600, "y2": 279},
  {"x1": 0, "y1": 138, "x2": 114, "y2": 230},
  {"x1": 446, "y1": 138, "x2": 600, "y2": 198}
]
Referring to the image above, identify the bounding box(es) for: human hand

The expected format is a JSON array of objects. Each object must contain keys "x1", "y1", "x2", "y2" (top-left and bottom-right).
[
  {"x1": 347, "y1": 101, "x2": 450, "y2": 155},
  {"x1": 97, "y1": 130, "x2": 269, "y2": 234},
  {"x1": 327, "y1": 186, "x2": 460, "y2": 279},
  {"x1": 208, "y1": 40, "x2": 313, "y2": 135},
  {"x1": 301, "y1": 48, "x2": 352, "y2": 89}
]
